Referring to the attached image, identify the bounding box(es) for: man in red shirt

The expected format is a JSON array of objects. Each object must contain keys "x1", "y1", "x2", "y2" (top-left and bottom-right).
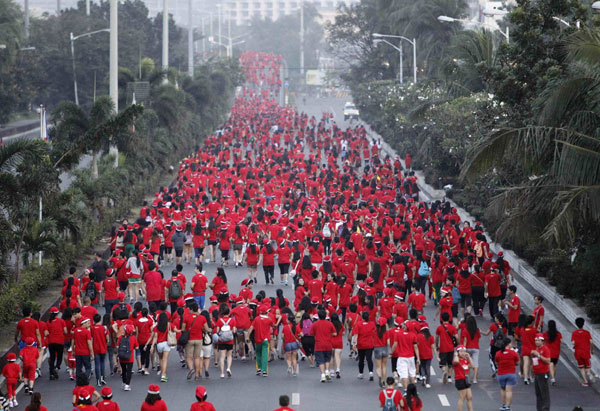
[
  {"x1": 390, "y1": 322, "x2": 419, "y2": 390},
  {"x1": 505, "y1": 286, "x2": 520, "y2": 336},
  {"x1": 191, "y1": 264, "x2": 209, "y2": 309},
  {"x1": 571, "y1": 317, "x2": 595, "y2": 386},
  {"x1": 485, "y1": 267, "x2": 502, "y2": 319},
  {"x1": 435, "y1": 312, "x2": 457, "y2": 384},
  {"x1": 248, "y1": 305, "x2": 274, "y2": 376},
  {"x1": 144, "y1": 261, "x2": 165, "y2": 308},
  {"x1": 183, "y1": 303, "x2": 210, "y2": 380},
  {"x1": 72, "y1": 318, "x2": 94, "y2": 380},
  {"x1": 91, "y1": 314, "x2": 108, "y2": 386},
  {"x1": 379, "y1": 377, "x2": 405, "y2": 410},
  {"x1": 103, "y1": 268, "x2": 120, "y2": 315},
  {"x1": 531, "y1": 334, "x2": 551, "y2": 411},
  {"x1": 231, "y1": 300, "x2": 252, "y2": 360},
  {"x1": 407, "y1": 285, "x2": 426, "y2": 313},
  {"x1": 15, "y1": 306, "x2": 41, "y2": 350},
  {"x1": 309, "y1": 309, "x2": 337, "y2": 383}
]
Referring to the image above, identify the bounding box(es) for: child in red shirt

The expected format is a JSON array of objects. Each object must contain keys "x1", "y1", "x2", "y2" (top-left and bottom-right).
[
  {"x1": 190, "y1": 385, "x2": 216, "y2": 411},
  {"x1": 1, "y1": 352, "x2": 21, "y2": 407},
  {"x1": 20, "y1": 337, "x2": 39, "y2": 394},
  {"x1": 96, "y1": 387, "x2": 121, "y2": 411}
]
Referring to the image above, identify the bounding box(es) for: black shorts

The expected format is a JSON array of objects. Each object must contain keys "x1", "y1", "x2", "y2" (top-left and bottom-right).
[
  {"x1": 551, "y1": 357, "x2": 559, "y2": 364},
  {"x1": 207, "y1": 240, "x2": 217, "y2": 246},
  {"x1": 315, "y1": 350, "x2": 332, "y2": 365},
  {"x1": 439, "y1": 352, "x2": 454, "y2": 366},
  {"x1": 357, "y1": 274, "x2": 367, "y2": 281},
  {"x1": 119, "y1": 281, "x2": 129, "y2": 291},
  {"x1": 217, "y1": 343, "x2": 233, "y2": 351},
  {"x1": 165, "y1": 246, "x2": 173, "y2": 253},
  {"x1": 459, "y1": 293, "x2": 472, "y2": 308},
  {"x1": 455, "y1": 378, "x2": 471, "y2": 391},
  {"x1": 175, "y1": 249, "x2": 183, "y2": 257}
]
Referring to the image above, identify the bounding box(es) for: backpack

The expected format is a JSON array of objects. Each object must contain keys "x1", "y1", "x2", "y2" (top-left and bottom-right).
[
  {"x1": 168, "y1": 279, "x2": 182, "y2": 300},
  {"x1": 117, "y1": 335, "x2": 131, "y2": 362},
  {"x1": 418, "y1": 262, "x2": 430, "y2": 277},
  {"x1": 451, "y1": 286, "x2": 461, "y2": 305},
  {"x1": 493, "y1": 326, "x2": 505, "y2": 349},
  {"x1": 218, "y1": 318, "x2": 234, "y2": 342},
  {"x1": 322, "y1": 224, "x2": 331, "y2": 237},
  {"x1": 85, "y1": 281, "x2": 97, "y2": 301},
  {"x1": 301, "y1": 319, "x2": 313, "y2": 336},
  {"x1": 382, "y1": 389, "x2": 398, "y2": 411}
]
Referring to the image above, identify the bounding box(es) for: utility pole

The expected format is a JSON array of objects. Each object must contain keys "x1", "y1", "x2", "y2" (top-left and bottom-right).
[
  {"x1": 57, "y1": 0, "x2": 61, "y2": 15},
  {"x1": 399, "y1": 42, "x2": 403, "y2": 84},
  {"x1": 86, "y1": 0, "x2": 90, "y2": 15},
  {"x1": 218, "y1": 4, "x2": 222, "y2": 57},
  {"x1": 24, "y1": 0, "x2": 30, "y2": 40},
  {"x1": 109, "y1": 0, "x2": 119, "y2": 166},
  {"x1": 210, "y1": 13, "x2": 214, "y2": 54},
  {"x1": 227, "y1": 6, "x2": 232, "y2": 57},
  {"x1": 299, "y1": 0, "x2": 304, "y2": 76},
  {"x1": 188, "y1": 0, "x2": 193, "y2": 77},
  {"x1": 163, "y1": 0, "x2": 169, "y2": 76},
  {"x1": 202, "y1": 17, "x2": 206, "y2": 59}
]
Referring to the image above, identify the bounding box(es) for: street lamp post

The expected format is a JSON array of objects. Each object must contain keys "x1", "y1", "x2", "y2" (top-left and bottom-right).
[
  {"x1": 70, "y1": 29, "x2": 110, "y2": 106},
  {"x1": 163, "y1": 0, "x2": 169, "y2": 76},
  {"x1": 373, "y1": 33, "x2": 417, "y2": 84},
  {"x1": 188, "y1": 0, "x2": 194, "y2": 77},
  {"x1": 300, "y1": 0, "x2": 304, "y2": 76},
  {"x1": 109, "y1": 0, "x2": 119, "y2": 166},
  {"x1": 438, "y1": 15, "x2": 510, "y2": 43}
]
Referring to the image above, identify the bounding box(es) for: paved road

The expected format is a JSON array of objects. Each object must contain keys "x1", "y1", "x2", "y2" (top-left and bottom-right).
[{"x1": 12, "y1": 96, "x2": 600, "y2": 411}]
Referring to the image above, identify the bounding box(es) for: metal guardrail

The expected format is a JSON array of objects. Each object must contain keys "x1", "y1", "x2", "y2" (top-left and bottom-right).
[{"x1": 0, "y1": 121, "x2": 40, "y2": 139}]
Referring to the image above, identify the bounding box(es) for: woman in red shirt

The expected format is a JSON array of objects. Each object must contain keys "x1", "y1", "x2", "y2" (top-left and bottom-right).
[
  {"x1": 209, "y1": 268, "x2": 228, "y2": 296},
  {"x1": 259, "y1": 241, "x2": 276, "y2": 285},
  {"x1": 25, "y1": 392, "x2": 47, "y2": 411},
  {"x1": 543, "y1": 320, "x2": 562, "y2": 385},
  {"x1": 216, "y1": 305, "x2": 236, "y2": 379},
  {"x1": 453, "y1": 346, "x2": 474, "y2": 411},
  {"x1": 244, "y1": 243, "x2": 260, "y2": 284},
  {"x1": 494, "y1": 338, "x2": 520, "y2": 411},
  {"x1": 330, "y1": 313, "x2": 344, "y2": 378},
  {"x1": 218, "y1": 227, "x2": 230, "y2": 267},
  {"x1": 153, "y1": 312, "x2": 172, "y2": 382},
  {"x1": 116, "y1": 325, "x2": 138, "y2": 391},
  {"x1": 276, "y1": 239, "x2": 291, "y2": 285},
  {"x1": 282, "y1": 314, "x2": 300, "y2": 376},
  {"x1": 46, "y1": 307, "x2": 66, "y2": 380},
  {"x1": 373, "y1": 317, "x2": 389, "y2": 387},
  {"x1": 351, "y1": 311, "x2": 375, "y2": 380},
  {"x1": 417, "y1": 327, "x2": 436, "y2": 388},
  {"x1": 460, "y1": 315, "x2": 481, "y2": 384}
]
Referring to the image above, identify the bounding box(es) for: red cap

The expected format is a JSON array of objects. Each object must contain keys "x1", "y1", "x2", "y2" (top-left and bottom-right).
[
  {"x1": 498, "y1": 251, "x2": 504, "y2": 257},
  {"x1": 148, "y1": 384, "x2": 160, "y2": 394},
  {"x1": 456, "y1": 345, "x2": 467, "y2": 351},
  {"x1": 101, "y1": 387, "x2": 113, "y2": 397},
  {"x1": 311, "y1": 297, "x2": 319, "y2": 304},
  {"x1": 258, "y1": 305, "x2": 268, "y2": 314},
  {"x1": 377, "y1": 317, "x2": 387, "y2": 326},
  {"x1": 114, "y1": 249, "x2": 122, "y2": 255},
  {"x1": 118, "y1": 292, "x2": 126, "y2": 300},
  {"x1": 25, "y1": 337, "x2": 35, "y2": 346},
  {"x1": 6, "y1": 352, "x2": 17, "y2": 361},
  {"x1": 195, "y1": 385, "x2": 207, "y2": 400},
  {"x1": 125, "y1": 325, "x2": 134, "y2": 334},
  {"x1": 323, "y1": 255, "x2": 331, "y2": 262},
  {"x1": 177, "y1": 298, "x2": 185, "y2": 308},
  {"x1": 535, "y1": 333, "x2": 545, "y2": 340},
  {"x1": 210, "y1": 296, "x2": 218, "y2": 303},
  {"x1": 106, "y1": 268, "x2": 114, "y2": 276},
  {"x1": 241, "y1": 278, "x2": 250, "y2": 286},
  {"x1": 49, "y1": 306, "x2": 59, "y2": 314},
  {"x1": 383, "y1": 287, "x2": 392, "y2": 296},
  {"x1": 78, "y1": 386, "x2": 93, "y2": 400}
]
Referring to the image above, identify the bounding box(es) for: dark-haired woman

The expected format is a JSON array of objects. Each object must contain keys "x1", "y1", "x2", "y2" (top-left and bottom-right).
[
  {"x1": 331, "y1": 313, "x2": 344, "y2": 378},
  {"x1": 374, "y1": 317, "x2": 389, "y2": 387},
  {"x1": 543, "y1": 320, "x2": 562, "y2": 385},
  {"x1": 46, "y1": 308, "x2": 66, "y2": 380},
  {"x1": 417, "y1": 326, "x2": 435, "y2": 388},
  {"x1": 259, "y1": 241, "x2": 276, "y2": 284},
  {"x1": 25, "y1": 392, "x2": 47, "y2": 411},
  {"x1": 461, "y1": 315, "x2": 480, "y2": 384},
  {"x1": 245, "y1": 243, "x2": 260, "y2": 283},
  {"x1": 140, "y1": 385, "x2": 168, "y2": 411}
]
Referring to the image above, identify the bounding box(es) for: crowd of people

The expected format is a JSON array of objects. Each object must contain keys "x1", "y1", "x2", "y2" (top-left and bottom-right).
[{"x1": 1, "y1": 51, "x2": 597, "y2": 411}]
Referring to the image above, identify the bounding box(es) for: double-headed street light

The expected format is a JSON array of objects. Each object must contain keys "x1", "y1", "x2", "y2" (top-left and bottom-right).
[
  {"x1": 70, "y1": 28, "x2": 110, "y2": 106},
  {"x1": 438, "y1": 15, "x2": 510, "y2": 43},
  {"x1": 373, "y1": 33, "x2": 417, "y2": 84}
]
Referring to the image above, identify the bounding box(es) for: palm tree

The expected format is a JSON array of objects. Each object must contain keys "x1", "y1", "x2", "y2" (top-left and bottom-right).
[
  {"x1": 50, "y1": 96, "x2": 143, "y2": 178},
  {"x1": 460, "y1": 28, "x2": 600, "y2": 246}
]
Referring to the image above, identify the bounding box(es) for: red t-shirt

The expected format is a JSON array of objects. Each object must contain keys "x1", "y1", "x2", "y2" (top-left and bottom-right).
[
  {"x1": 192, "y1": 274, "x2": 208, "y2": 296},
  {"x1": 116, "y1": 335, "x2": 138, "y2": 363},
  {"x1": 436, "y1": 323, "x2": 457, "y2": 353},
  {"x1": 2, "y1": 362, "x2": 21, "y2": 380},
  {"x1": 532, "y1": 344, "x2": 551, "y2": 374},
  {"x1": 495, "y1": 348, "x2": 519, "y2": 375},
  {"x1": 309, "y1": 320, "x2": 336, "y2": 351},
  {"x1": 378, "y1": 388, "x2": 404, "y2": 409},
  {"x1": 217, "y1": 317, "x2": 236, "y2": 344},
  {"x1": 144, "y1": 271, "x2": 164, "y2": 301},
  {"x1": 571, "y1": 329, "x2": 592, "y2": 359},
  {"x1": 543, "y1": 331, "x2": 562, "y2": 358},
  {"x1": 416, "y1": 333, "x2": 434, "y2": 360},
  {"x1": 352, "y1": 320, "x2": 375, "y2": 350},
  {"x1": 508, "y1": 295, "x2": 520, "y2": 323},
  {"x1": 485, "y1": 272, "x2": 501, "y2": 297},
  {"x1": 140, "y1": 400, "x2": 168, "y2": 411},
  {"x1": 17, "y1": 318, "x2": 39, "y2": 342},
  {"x1": 190, "y1": 402, "x2": 217, "y2": 411},
  {"x1": 231, "y1": 305, "x2": 252, "y2": 329},
  {"x1": 183, "y1": 313, "x2": 208, "y2": 340},
  {"x1": 91, "y1": 324, "x2": 108, "y2": 354},
  {"x1": 461, "y1": 328, "x2": 480, "y2": 349},
  {"x1": 47, "y1": 318, "x2": 66, "y2": 345},
  {"x1": 408, "y1": 292, "x2": 426, "y2": 311},
  {"x1": 73, "y1": 327, "x2": 92, "y2": 355},
  {"x1": 96, "y1": 400, "x2": 121, "y2": 411},
  {"x1": 103, "y1": 278, "x2": 119, "y2": 300},
  {"x1": 251, "y1": 315, "x2": 274, "y2": 343},
  {"x1": 453, "y1": 357, "x2": 470, "y2": 380},
  {"x1": 135, "y1": 316, "x2": 154, "y2": 345},
  {"x1": 393, "y1": 329, "x2": 417, "y2": 358}
]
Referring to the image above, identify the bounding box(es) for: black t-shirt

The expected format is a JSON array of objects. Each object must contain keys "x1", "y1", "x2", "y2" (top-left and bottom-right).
[{"x1": 92, "y1": 259, "x2": 109, "y2": 282}]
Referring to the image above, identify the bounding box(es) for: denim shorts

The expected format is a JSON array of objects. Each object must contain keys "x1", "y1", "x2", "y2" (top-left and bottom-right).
[
  {"x1": 498, "y1": 373, "x2": 517, "y2": 388},
  {"x1": 314, "y1": 350, "x2": 332, "y2": 365},
  {"x1": 284, "y1": 342, "x2": 299, "y2": 352}
]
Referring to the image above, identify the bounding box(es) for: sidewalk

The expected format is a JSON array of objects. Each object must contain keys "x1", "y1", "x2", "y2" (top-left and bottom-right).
[{"x1": 365, "y1": 122, "x2": 600, "y2": 385}]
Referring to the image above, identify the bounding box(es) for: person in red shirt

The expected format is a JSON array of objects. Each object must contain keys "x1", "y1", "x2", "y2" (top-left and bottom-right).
[
  {"x1": 460, "y1": 315, "x2": 481, "y2": 384},
  {"x1": 532, "y1": 295, "x2": 545, "y2": 331},
  {"x1": 140, "y1": 385, "x2": 168, "y2": 411},
  {"x1": 72, "y1": 318, "x2": 94, "y2": 380},
  {"x1": 117, "y1": 325, "x2": 139, "y2": 391},
  {"x1": 143, "y1": 261, "x2": 164, "y2": 307},
  {"x1": 272, "y1": 394, "x2": 295, "y2": 411},
  {"x1": 91, "y1": 314, "x2": 109, "y2": 386},
  {"x1": 417, "y1": 326, "x2": 436, "y2": 388},
  {"x1": 191, "y1": 265, "x2": 208, "y2": 310},
  {"x1": 248, "y1": 305, "x2": 274, "y2": 376},
  {"x1": 15, "y1": 306, "x2": 41, "y2": 349},
  {"x1": 20, "y1": 337, "x2": 40, "y2": 393},
  {"x1": 436, "y1": 312, "x2": 457, "y2": 384},
  {"x1": 571, "y1": 317, "x2": 595, "y2": 386},
  {"x1": 183, "y1": 303, "x2": 211, "y2": 380},
  {"x1": 190, "y1": 385, "x2": 216, "y2": 411},
  {"x1": 378, "y1": 377, "x2": 405, "y2": 410},
  {"x1": 216, "y1": 305, "x2": 237, "y2": 379},
  {"x1": 351, "y1": 311, "x2": 376, "y2": 381},
  {"x1": 45, "y1": 306, "x2": 66, "y2": 380},
  {"x1": 103, "y1": 268, "x2": 120, "y2": 315},
  {"x1": 309, "y1": 309, "x2": 337, "y2": 382},
  {"x1": 505, "y1": 286, "x2": 520, "y2": 336},
  {"x1": 542, "y1": 320, "x2": 561, "y2": 385},
  {"x1": 96, "y1": 387, "x2": 120, "y2": 411},
  {"x1": 485, "y1": 267, "x2": 502, "y2": 319},
  {"x1": 453, "y1": 345, "x2": 474, "y2": 411},
  {"x1": 390, "y1": 321, "x2": 419, "y2": 390},
  {"x1": 2, "y1": 352, "x2": 21, "y2": 407},
  {"x1": 494, "y1": 338, "x2": 519, "y2": 411},
  {"x1": 407, "y1": 285, "x2": 426, "y2": 313},
  {"x1": 531, "y1": 334, "x2": 551, "y2": 411}
]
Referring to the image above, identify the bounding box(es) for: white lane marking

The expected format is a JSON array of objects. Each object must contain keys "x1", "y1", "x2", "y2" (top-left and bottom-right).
[
  {"x1": 438, "y1": 394, "x2": 450, "y2": 407},
  {"x1": 430, "y1": 366, "x2": 436, "y2": 376},
  {"x1": 292, "y1": 393, "x2": 300, "y2": 405}
]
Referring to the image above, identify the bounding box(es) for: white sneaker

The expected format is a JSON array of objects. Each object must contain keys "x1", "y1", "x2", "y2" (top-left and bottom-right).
[
  {"x1": 357, "y1": 373, "x2": 364, "y2": 379},
  {"x1": 8, "y1": 400, "x2": 13, "y2": 408},
  {"x1": 425, "y1": 384, "x2": 431, "y2": 388},
  {"x1": 13, "y1": 399, "x2": 18, "y2": 406},
  {"x1": 320, "y1": 373, "x2": 326, "y2": 383},
  {"x1": 124, "y1": 384, "x2": 131, "y2": 391}
]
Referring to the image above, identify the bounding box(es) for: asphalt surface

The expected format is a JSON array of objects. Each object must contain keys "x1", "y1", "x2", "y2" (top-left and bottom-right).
[{"x1": 11, "y1": 95, "x2": 600, "y2": 411}]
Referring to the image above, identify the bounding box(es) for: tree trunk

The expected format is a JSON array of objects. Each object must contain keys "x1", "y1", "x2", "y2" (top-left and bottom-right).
[{"x1": 92, "y1": 151, "x2": 99, "y2": 179}]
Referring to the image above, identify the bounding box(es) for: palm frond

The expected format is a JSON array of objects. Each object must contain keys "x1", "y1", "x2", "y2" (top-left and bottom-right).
[{"x1": 564, "y1": 28, "x2": 600, "y2": 66}]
